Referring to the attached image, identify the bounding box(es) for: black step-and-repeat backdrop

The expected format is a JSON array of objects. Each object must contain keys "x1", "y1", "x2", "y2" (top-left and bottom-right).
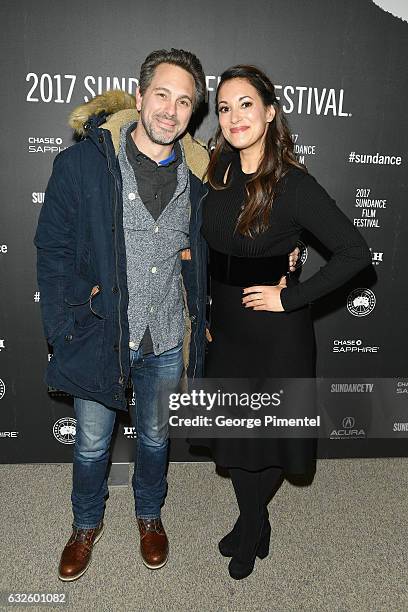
[{"x1": 1, "y1": 0, "x2": 407, "y2": 463}]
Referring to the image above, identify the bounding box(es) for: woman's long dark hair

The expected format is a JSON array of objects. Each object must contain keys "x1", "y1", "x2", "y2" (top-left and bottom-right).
[{"x1": 206, "y1": 65, "x2": 306, "y2": 237}]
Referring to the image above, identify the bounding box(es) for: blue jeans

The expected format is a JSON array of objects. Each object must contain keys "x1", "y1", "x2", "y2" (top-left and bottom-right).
[{"x1": 71, "y1": 342, "x2": 183, "y2": 529}]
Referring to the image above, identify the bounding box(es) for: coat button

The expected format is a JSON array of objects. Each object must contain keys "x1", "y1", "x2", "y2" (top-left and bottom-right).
[
  {"x1": 83, "y1": 122, "x2": 90, "y2": 131},
  {"x1": 64, "y1": 334, "x2": 73, "y2": 342},
  {"x1": 113, "y1": 394, "x2": 120, "y2": 401},
  {"x1": 128, "y1": 193, "x2": 136, "y2": 200},
  {"x1": 113, "y1": 344, "x2": 119, "y2": 352},
  {"x1": 151, "y1": 267, "x2": 157, "y2": 273},
  {"x1": 112, "y1": 286, "x2": 118, "y2": 293}
]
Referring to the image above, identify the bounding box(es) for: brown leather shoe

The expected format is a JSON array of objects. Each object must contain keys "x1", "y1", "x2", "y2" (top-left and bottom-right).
[
  {"x1": 137, "y1": 518, "x2": 169, "y2": 569},
  {"x1": 58, "y1": 522, "x2": 104, "y2": 581}
]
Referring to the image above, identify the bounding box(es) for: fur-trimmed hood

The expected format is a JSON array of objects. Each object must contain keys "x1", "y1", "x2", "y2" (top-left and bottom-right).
[{"x1": 69, "y1": 90, "x2": 208, "y2": 180}]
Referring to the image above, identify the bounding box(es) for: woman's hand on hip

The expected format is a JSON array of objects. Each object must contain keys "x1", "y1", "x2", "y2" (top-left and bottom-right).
[{"x1": 242, "y1": 275, "x2": 287, "y2": 312}]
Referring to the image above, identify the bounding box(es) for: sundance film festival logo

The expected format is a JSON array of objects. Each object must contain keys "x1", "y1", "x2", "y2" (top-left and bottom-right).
[
  {"x1": 330, "y1": 416, "x2": 366, "y2": 439},
  {"x1": 53, "y1": 417, "x2": 76, "y2": 445},
  {"x1": 25, "y1": 72, "x2": 352, "y2": 118},
  {"x1": 32, "y1": 192, "x2": 45, "y2": 204},
  {"x1": 393, "y1": 422, "x2": 408, "y2": 432},
  {"x1": 292, "y1": 134, "x2": 317, "y2": 165},
  {"x1": 0, "y1": 431, "x2": 18, "y2": 438},
  {"x1": 28, "y1": 136, "x2": 65, "y2": 154},
  {"x1": 0, "y1": 340, "x2": 5, "y2": 352},
  {"x1": 0, "y1": 245, "x2": 7, "y2": 254},
  {"x1": 0, "y1": 379, "x2": 6, "y2": 400},
  {"x1": 347, "y1": 289, "x2": 376, "y2": 317}
]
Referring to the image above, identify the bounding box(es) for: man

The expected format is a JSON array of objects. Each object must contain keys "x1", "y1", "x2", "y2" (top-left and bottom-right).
[
  {"x1": 35, "y1": 49, "x2": 209, "y2": 581},
  {"x1": 35, "y1": 48, "x2": 300, "y2": 582}
]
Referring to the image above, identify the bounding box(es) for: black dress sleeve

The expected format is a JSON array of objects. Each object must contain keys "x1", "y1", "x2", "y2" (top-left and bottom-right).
[{"x1": 280, "y1": 173, "x2": 372, "y2": 312}]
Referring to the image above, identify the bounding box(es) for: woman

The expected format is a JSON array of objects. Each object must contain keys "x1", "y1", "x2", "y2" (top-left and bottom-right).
[{"x1": 198, "y1": 65, "x2": 371, "y2": 580}]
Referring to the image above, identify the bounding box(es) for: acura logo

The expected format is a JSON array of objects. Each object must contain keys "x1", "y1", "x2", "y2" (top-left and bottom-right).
[{"x1": 342, "y1": 416, "x2": 355, "y2": 429}]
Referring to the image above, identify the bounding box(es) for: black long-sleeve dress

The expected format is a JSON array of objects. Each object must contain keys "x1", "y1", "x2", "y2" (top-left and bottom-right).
[{"x1": 198, "y1": 152, "x2": 371, "y2": 474}]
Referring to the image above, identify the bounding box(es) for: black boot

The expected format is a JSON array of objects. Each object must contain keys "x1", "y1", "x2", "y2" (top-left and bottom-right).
[
  {"x1": 218, "y1": 511, "x2": 270, "y2": 558},
  {"x1": 226, "y1": 466, "x2": 282, "y2": 580},
  {"x1": 228, "y1": 515, "x2": 270, "y2": 580}
]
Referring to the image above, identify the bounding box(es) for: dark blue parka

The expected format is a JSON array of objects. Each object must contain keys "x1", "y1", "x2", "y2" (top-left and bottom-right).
[{"x1": 34, "y1": 93, "x2": 209, "y2": 410}]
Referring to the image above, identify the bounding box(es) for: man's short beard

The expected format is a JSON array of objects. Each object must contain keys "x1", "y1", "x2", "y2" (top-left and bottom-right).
[{"x1": 140, "y1": 110, "x2": 180, "y2": 146}]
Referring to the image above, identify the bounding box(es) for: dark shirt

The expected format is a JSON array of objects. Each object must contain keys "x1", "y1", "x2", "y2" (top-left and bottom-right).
[
  {"x1": 126, "y1": 122, "x2": 181, "y2": 219},
  {"x1": 125, "y1": 122, "x2": 182, "y2": 353},
  {"x1": 202, "y1": 151, "x2": 371, "y2": 311}
]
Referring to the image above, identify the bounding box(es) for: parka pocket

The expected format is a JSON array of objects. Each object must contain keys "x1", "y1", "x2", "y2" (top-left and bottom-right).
[
  {"x1": 53, "y1": 316, "x2": 108, "y2": 392},
  {"x1": 64, "y1": 285, "x2": 105, "y2": 327}
]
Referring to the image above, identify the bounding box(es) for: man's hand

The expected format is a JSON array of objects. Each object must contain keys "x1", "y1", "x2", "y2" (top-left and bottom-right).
[
  {"x1": 288, "y1": 246, "x2": 300, "y2": 272},
  {"x1": 242, "y1": 275, "x2": 287, "y2": 312}
]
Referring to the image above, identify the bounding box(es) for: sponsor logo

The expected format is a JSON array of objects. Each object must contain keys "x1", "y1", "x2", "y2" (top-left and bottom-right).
[
  {"x1": 0, "y1": 340, "x2": 5, "y2": 351},
  {"x1": 347, "y1": 288, "x2": 376, "y2": 317},
  {"x1": 353, "y1": 188, "x2": 387, "y2": 228},
  {"x1": 32, "y1": 192, "x2": 45, "y2": 204},
  {"x1": 123, "y1": 426, "x2": 137, "y2": 439},
  {"x1": 330, "y1": 415, "x2": 366, "y2": 439},
  {"x1": 0, "y1": 379, "x2": 5, "y2": 400},
  {"x1": 294, "y1": 240, "x2": 308, "y2": 269},
  {"x1": 332, "y1": 339, "x2": 379, "y2": 353},
  {"x1": 330, "y1": 383, "x2": 374, "y2": 392},
  {"x1": 0, "y1": 431, "x2": 18, "y2": 438},
  {"x1": 276, "y1": 85, "x2": 350, "y2": 117},
  {"x1": 370, "y1": 249, "x2": 383, "y2": 265},
  {"x1": 0, "y1": 245, "x2": 7, "y2": 254},
  {"x1": 396, "y1": 381, "x2": 408, "y2": 395},
  {"x1": 292, "y1": 134, "x2": 317, "y2": 165},
  {"x1": 25, "y1": 72, "x2": 351, "y2": 117},
  {"x1": 348, "y1": 151, "x2": 402, "y2": 165},
  {"x1": 53, "y1": 417, "x2": 76, "y2": 444},
  {"x1": 28, "y1": 136, "x2": 65, "y2": 154}
]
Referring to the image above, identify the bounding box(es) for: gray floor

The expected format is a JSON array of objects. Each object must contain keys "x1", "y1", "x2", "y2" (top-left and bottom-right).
[{"x1": 0, "y1": 458, "x2": 407, "y2": 612}]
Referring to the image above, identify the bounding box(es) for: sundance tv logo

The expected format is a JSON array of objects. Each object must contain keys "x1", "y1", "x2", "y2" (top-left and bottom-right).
[
  {"x1": 347, "y1": 289, "x2": 376, "y2": 317},
  {"x1": 53, "y1": 417, "x2": 76, "y2": 444}
]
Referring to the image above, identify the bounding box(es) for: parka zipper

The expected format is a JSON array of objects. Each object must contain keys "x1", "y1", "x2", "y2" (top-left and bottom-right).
[
  {"x1": 103, "y1": 136, "x2": 125, "y2": 386},
  {"x1": 191, "y1": 185, "x2": 209, "y2": 379}
]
